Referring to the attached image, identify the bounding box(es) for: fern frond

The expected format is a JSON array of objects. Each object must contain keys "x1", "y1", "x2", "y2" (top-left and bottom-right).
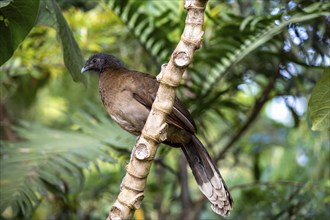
[
  {"x1": 107, "y1": 0, "x2": 181, "y2": 65},
  {"x1": 0, "y1": 112, "x2": 133, "y2": 217},
  {"x1": 200, "y1": 2, "x2": 329, "y2": 96}
]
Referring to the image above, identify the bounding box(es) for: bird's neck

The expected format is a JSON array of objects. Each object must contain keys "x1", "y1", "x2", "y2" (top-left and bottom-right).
[
  {"x1": 98, "y1": 67, "x2": 129, "y2": 87},
  {"x1": 99, "y1": 65, "x2": 127, "y2": 75}
]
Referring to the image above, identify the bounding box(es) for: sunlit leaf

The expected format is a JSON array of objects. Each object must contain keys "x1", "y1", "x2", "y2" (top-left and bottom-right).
[
  {"x1": 309, "y1": 68, "x2": 330, "y2": 131},
  {"x1": 0, "y1": 0, "x2": 13, "y2": 8}
]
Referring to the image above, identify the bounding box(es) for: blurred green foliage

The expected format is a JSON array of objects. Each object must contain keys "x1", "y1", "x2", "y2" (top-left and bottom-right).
[{"x1": 0, "y1": 0, "x2": 329, "y2": 219}]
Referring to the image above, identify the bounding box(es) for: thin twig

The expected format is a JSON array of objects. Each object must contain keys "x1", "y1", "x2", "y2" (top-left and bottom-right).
[
  {"x1": 154, "y1": 157, "x2": 177, "y2": 176},
  {"x1": 179, "y1": 155, "x2": 193, "y2": 220},
  {"x1": 215, "y1": 69, "x2": 280, "y2": 162},
  {"x1": 230, "y1": 180, "x2": 306, "y2": 191}
]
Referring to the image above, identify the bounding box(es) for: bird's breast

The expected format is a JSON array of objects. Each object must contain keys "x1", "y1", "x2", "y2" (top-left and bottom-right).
[{"x1": 98, "y1": 76, "x2": 150, "y2": 136}]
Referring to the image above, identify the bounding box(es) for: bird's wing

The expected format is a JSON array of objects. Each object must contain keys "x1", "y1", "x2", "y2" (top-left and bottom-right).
[
  {"x1": 172, "y1": 96, "x2": 197, "y2": 133},
  {"x1": 131, "y1": 71, "x2": 196, "y2": 134}
]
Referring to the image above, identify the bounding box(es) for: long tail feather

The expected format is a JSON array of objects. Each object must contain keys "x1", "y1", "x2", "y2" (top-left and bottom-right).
[{"x1": 181, "y1": 135, "x2": 233, "y2": 216}]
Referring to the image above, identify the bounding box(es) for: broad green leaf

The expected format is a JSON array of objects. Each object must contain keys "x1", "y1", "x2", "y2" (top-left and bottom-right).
[
  {"x1": 35, "y1": 0, "x2": 57, "y2": 28},
  {"x1": 52, "y1": 0, "x2": 86, "y2": 84},
  {"x1": 36, "y1": 0, "x2": 86, "y2": 84},
  {"x1": 309, "y1": 68, "x2": 330, "y2": 131},
  {"x1": 0, "y1": 0, "x2": 40, "y2": 66}
]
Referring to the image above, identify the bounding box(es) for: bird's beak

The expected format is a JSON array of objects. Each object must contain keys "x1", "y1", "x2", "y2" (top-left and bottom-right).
[{"x1": 81, "y1": 66, "x2": 90, "y2": 74}]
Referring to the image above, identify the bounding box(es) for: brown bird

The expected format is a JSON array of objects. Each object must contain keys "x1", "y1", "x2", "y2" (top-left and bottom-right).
[{"x1": 81, "y1": 53, "x2": 233, "y2": 216}]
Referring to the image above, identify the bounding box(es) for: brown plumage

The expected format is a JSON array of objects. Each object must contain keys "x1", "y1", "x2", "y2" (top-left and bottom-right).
[{"x1": 81, "y1": 53, "x2": 233, "y2": 216}]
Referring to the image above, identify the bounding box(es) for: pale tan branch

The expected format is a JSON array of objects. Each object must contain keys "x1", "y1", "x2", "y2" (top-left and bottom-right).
[{"x1": 107, "y1": 0, "x2": 208, "y2": 219}]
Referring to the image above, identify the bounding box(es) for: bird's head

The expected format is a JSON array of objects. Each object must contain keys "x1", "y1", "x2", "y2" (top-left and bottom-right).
[{"x1": 81, "y1": 53, "x2": 124, "y2": 74}]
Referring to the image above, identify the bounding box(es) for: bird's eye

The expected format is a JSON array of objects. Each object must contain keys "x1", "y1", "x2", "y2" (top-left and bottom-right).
[{"x1": 92, "y1": 58, "x2": 97, "y2": 63}]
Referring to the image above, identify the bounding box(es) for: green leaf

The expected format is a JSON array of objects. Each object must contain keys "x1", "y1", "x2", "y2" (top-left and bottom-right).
[
  {"x1": 309, "y1": 68, "x2": 330, "y2": 131},
  {"x1": 35, "y1": 0, "x2": 57, "y2": 28},
  {"x1": 36, "y1": 0, "x2": 86, "y2": 84},
  {"x1": 0, "y1": 0, "x2": 40, "y2": 66},
  {"x1": 52, "y1": 0, "x2": 86, "y2": 84}
]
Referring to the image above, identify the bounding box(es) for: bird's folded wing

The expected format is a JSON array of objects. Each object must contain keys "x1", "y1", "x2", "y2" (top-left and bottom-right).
[{"x1": 132, "y1": 88, "x2": 196, "y2": 133}]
